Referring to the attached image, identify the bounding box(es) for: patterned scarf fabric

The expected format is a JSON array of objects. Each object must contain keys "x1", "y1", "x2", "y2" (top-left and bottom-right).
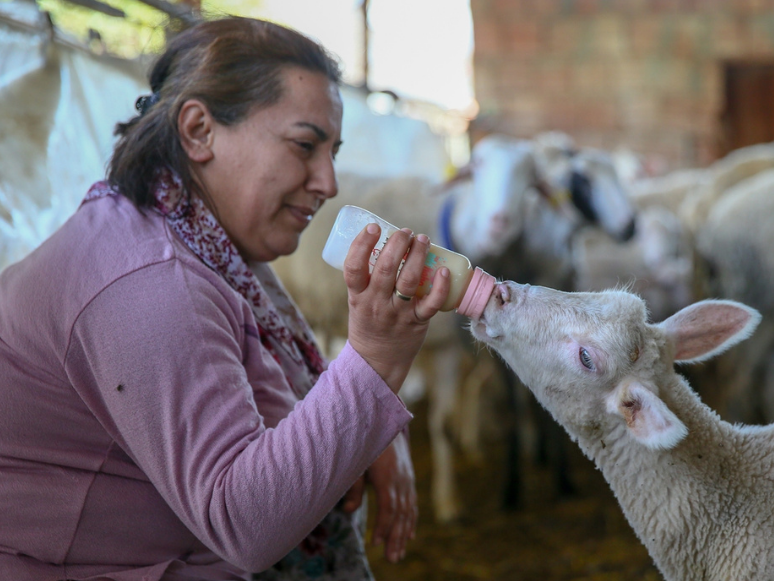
[
  {"x1": 84, "y1": 170, "x2": 326, "y2": 399},
  {"x1": 84, "y1": 171, "x2": 373, "y2": 581}
]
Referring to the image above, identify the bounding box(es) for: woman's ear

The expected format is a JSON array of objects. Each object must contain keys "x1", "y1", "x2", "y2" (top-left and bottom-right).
[{"x1": 178, "y1": 99, "x2": 215, "y2": 163}]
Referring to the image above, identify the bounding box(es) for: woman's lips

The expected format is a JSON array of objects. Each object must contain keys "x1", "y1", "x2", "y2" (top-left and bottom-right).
[{"x1": 286, "y1": 204, "x2": 315, "y2": 226}]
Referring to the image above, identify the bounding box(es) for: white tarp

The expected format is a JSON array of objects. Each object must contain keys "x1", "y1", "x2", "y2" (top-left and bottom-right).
[
  {"x1": 0, "y1": 0, "x2": 148, "y2": 268},
  {"x1": 0, "y1": 1, "x2": 450, "y2": 270}
]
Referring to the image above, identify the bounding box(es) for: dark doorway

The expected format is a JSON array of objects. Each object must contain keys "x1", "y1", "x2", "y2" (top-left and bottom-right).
[{"x1": 720, "y1": 62, "x2": 774, "y2": 157}]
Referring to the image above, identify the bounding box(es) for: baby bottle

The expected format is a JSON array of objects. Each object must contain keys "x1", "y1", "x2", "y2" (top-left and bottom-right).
[{"x1": 322, "y1": 205, "x2": 496, "y2": 320}]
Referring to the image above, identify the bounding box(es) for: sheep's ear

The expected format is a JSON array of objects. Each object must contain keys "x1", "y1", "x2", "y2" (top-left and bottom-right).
[
  {"x1": 605, "y1": 380, "x2": 688, "y2": 450},
  {"x1": 657, "y1": 299, "x2": 761, "y2": 364}
]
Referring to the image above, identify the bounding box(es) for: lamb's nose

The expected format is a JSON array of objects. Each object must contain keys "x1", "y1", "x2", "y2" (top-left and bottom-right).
[{"x1": 489, "y1": 212, "x2": 511, "y2": 236}]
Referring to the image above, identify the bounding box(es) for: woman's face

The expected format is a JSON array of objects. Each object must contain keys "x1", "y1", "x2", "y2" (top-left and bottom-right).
[{"x1": 195, "y1": 67, "x2": 343, "y2": 262}]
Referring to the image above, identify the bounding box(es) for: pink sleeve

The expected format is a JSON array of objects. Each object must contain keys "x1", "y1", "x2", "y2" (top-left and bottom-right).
[{"x1": 64, "y1": 260, "x2": 412, "y2": 572}]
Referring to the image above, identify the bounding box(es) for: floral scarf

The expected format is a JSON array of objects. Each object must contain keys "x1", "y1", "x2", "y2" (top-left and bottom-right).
[
  {"x1": 85, "y1": 170, "x2": 326, "y2": 399},
  {"x1": 84, "y1": 171, "x2": 373, "y2": 581}
]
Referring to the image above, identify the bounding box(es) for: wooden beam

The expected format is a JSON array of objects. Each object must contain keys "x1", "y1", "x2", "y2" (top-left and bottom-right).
[
  {"x1": 131, "y1": 0, "x2": 198, "y2": 25},
  {"x1": 62, "y1": 0, "x2": 125, "y2": 18}
]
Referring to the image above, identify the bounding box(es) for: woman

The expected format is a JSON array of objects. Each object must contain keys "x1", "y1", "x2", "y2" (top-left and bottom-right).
[{"x1": 0, "y1": 17, "x2": 451, "y2": 581}]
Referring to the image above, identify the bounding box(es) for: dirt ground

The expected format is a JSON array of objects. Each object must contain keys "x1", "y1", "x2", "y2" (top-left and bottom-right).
[{"x1": 365, "y1": 397, "x2": 663, "y2": 581}]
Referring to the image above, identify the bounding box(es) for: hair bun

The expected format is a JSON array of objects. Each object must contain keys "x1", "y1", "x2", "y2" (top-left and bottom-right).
[{"x1": 135, "y1": 93, "x2": 160, "y2": 116}]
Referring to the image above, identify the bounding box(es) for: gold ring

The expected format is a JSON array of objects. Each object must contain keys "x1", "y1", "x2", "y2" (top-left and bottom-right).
[{"x1": 394, "y1": 288, "x2": 413, "y2": 301}]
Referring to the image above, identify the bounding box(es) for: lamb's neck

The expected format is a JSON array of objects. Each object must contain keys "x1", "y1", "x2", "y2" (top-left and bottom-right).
[{"x1": 573, "y1": 377, "x2": 774, "y2": 580}]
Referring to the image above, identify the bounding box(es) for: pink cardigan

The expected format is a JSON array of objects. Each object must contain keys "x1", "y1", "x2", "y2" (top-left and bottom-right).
[{"x1": 0, "y1": 194, "x2": 412, "y2": 580}]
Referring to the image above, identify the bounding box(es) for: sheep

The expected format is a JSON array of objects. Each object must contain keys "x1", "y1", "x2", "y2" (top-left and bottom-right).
[
  {"x1": 470, "y1": 140, "x2": 638, "y2": 507},
  {"x1": 628, "y1": 167, "x2": 707, "y2": 215},
  {"x1": 571, "y1": 203, "x2": 694, "y2": 324},
  {"x1": 470, "y1": 281, "x2": 769, "y2": 581},
  {"x1": 272, "y1": 133, "x2": 548, "y2": 523},
  {"x1": 691, "y1": 167, "x2": 774, "y2": 424},
  {"x1": 678, "y1": 141, "x2": 774, "y2": 236}
]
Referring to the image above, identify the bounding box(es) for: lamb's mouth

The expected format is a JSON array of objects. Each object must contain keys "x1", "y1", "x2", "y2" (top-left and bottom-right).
[
  {"x1": 469, "y1": 316, "x2": 503, "y2": 343},
  {"x1": 468, "y1": 318, "x2": 490, "y2": 342}
]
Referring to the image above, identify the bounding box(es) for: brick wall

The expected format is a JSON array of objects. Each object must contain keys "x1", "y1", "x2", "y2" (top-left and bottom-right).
[{"x1": 470, "y1": 0, "x2": 774, "y2": 169}]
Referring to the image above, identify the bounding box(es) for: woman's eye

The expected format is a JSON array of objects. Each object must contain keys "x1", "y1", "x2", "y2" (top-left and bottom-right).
[
  {"x1": 579, "y1": 347, "x2": 595, "y2": 370},
  {"x1": 295, "y1": 141, "x2": 314, "y2": 153}
]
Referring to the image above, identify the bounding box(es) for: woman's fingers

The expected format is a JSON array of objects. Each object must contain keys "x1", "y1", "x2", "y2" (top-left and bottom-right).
[
  {"x1": 366, "y1": 436, "x2": 418, "y2": 563},
  {"x1": 414, "y1": 266, "x2": 451, "y2": 322},
  {"x1": 342, "y1": 223, "x2": 382, "y2": 295},
  {"x1": 369, "y1": 228, "x2": 413, "y2": 296},
  {"x1": 391, "y1": 233, "x2": 428, "y2": 300}
]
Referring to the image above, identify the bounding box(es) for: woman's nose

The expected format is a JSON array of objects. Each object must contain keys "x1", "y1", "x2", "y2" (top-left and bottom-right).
[{"x1": 309, "y1": 156, "x2": 338, "y2": 199}]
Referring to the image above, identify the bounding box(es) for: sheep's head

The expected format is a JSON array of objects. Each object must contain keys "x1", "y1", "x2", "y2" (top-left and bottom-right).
[
  {"x1": 569, "y1": 149, "x2": 637, "y2": 242},
  {"x1": 451, "y1": 134, "x2": 539, "y2": 263},
  {"x1": 470, "y1": 282, "x2": 761, "y2": 450},
  {"x1": 533, "y1": 132, "x2": 637, "y2": 243}
]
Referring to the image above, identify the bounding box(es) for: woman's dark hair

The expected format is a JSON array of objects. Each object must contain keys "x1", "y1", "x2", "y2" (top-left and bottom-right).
[{"x1": 108, "y1": 17, "x2": 343, "y2": 208}]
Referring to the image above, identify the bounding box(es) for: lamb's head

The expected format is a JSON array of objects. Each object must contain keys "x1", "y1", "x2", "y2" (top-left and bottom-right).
[
  {"x1": 569, "y1": 149, "x2": 637, "y2": 242},
  {"x1": 534, "y1": 132, "x2": 637, "y2": 243},
  {"x1": 450, "y1": 134, "x2": 539, "y2": 263},
  {"x1": 470, "y1": 282, "x2": 761, "y2": 450}
]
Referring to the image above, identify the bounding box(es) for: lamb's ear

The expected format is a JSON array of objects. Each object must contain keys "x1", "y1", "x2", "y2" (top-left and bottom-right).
[
  {"x1": 657, "y1": 299, "x2": 761, "y2": 363},
  {"x1": 605, "y1": 380, "x2": 688, "y2": 449}
]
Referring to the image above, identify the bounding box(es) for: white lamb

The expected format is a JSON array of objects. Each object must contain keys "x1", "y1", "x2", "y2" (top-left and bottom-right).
[{"x1": 471, "y1": 281, "x2": 770, "y2": 581}]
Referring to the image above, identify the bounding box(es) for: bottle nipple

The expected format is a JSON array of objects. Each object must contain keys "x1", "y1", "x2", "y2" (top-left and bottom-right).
[{"x1": 456, "y1": 267, "x2": 496, "y2": 320}]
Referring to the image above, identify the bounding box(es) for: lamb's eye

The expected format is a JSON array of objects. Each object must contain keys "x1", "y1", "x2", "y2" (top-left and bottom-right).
[{"x1": 579, "y1": 347, "x2": 595, "y2": 370}]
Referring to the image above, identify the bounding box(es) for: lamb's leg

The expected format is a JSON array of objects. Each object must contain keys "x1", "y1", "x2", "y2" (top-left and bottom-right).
[
  {"x1": 458, "y1": 352, "x2": 496, "y2": 464},
  {"x1": 426, "y1": 345, "x2": 462, "y2": 523},
  {"x1": 500, "y1": 361, "x2": 524, "y2": 510}
]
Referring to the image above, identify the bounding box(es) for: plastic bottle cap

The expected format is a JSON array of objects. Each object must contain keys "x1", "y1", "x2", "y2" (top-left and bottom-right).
[{"x1": 456, "y1": 267, "x2": 496, "y2": 320}]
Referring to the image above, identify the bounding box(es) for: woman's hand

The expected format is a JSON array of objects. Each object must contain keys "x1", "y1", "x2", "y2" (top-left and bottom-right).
[
  {"x1": 340, "y1": 431, "x2": 417, "y2": 563},
  {"x1": 344, "y1": 224, "x2": 450, "y2": 392}
]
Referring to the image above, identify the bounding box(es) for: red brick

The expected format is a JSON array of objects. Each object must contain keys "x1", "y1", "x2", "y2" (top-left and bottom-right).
[
  {"x1": 547, "y1": 18, "x2": 589, "y2": 55},
  {"x1": 473, "y1": 19, "x2": 504, "y2": 57},
  {"x1": 495, "y1": 59, "x2": 542, "y2": 93},
  {"x1": 618, "y1": 96, "x2": 660, "y2": 130},
  {"x1": 748, "y1": 16, "x2": 774, "y2": 53},
  {"x1": 736, "y1": 0, "x2": 770, "y2": 14},
  {"x1": 650, "y1": 0, "x2": 682, "y2": 12},
  {"x1": 539, "y1": 61, "x2": 572, "y2": 94},
  {"x1": 617, "y1": 60, "x2": 651, "y2": 93},
  {"x1": 710, "y1": 16, "x2": 744, "y2": 56},
  {"x1": 671, "y1": 16, "x2": 706, "y2": 58},
  {"x1": 630, "y1": 16, "x2": 662, "y2": 55},
  {"x1": 491, "y1": 0, "x2": 540, "y2": 18},
  {"x1": 591, "y1": 15, "x2": 628, "y2": 56},
  {"x1": 469, "y1": 0, "x2": 491, "y2": 18},
  {"x1": 501, "y1": 19, "x2": 545, "y2": 56},
  {"x1": 571, "y1": 61, "x2": 618, "y2": 95},
  {"x1": 608, "y1": 0, "x2": 652, "y2": 13},
  {"x1": 575, "y1": 0, "x2": 601, "y2": 15}
]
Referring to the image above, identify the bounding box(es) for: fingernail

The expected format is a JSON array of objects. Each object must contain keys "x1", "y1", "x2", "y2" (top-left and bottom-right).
[
  {"x1": 366, "y1": 223, "x2": 379, "y2": 234},
  {"x1": 439, "y1": 267, "x2": 449, "y2": 278},
  {"x1": 416, "y1": 234, "x2": 429, "y2": 244},
  {"x1": 400, "y1": 228, "x2": 413, "y2": 234}
]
